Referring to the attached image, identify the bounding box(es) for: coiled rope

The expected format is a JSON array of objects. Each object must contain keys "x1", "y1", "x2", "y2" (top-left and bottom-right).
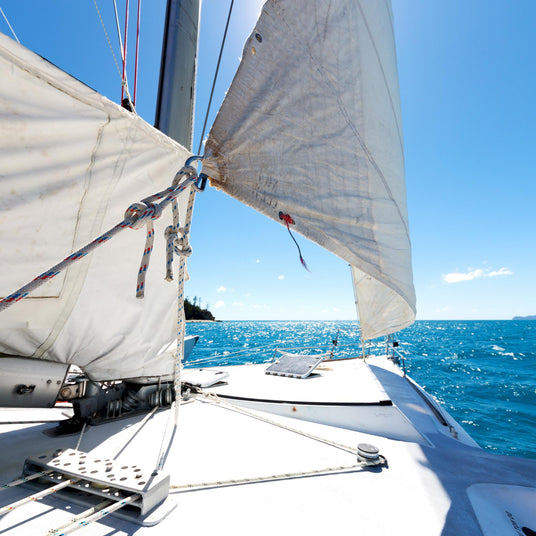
[{"x1": 0, "y1": 156, "x2": 203, "y2": 312}]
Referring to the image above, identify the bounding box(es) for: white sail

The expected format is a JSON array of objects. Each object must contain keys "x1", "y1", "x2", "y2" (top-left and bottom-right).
[
  {"x1": 0, "y1": 33, "x2": 192, "y2": 380},
  {"x1": 202, "y1": 0, "x2": 415, "y2": 340}
]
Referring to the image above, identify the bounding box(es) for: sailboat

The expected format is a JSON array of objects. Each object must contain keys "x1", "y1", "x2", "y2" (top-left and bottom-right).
[{"x1": 1, "y1": 1, "x2": 535, "y2": 535}]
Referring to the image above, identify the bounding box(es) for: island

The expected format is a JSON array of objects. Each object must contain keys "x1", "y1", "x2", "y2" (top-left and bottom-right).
[
  {"x1": 185, "y1": 297, "x2": 215, "y2": 321},
  {"x1": 512, "y1": 315, "x2": 536, "y2": 320}
]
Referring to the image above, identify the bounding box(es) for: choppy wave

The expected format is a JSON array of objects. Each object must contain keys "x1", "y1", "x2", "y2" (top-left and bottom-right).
[{"x1": 186, "y1": 319, "x2": 536, "y2": 460}]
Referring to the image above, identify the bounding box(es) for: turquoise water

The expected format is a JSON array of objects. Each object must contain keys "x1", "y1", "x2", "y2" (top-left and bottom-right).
[{"x1": 186, "y1": 320, "x2": 536, "y2": 459}]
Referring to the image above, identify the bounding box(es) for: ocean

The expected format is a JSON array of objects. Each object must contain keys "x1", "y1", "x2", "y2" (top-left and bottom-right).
[{"x1": 186, "y1": 320, "x2": 536, "y2": 459}]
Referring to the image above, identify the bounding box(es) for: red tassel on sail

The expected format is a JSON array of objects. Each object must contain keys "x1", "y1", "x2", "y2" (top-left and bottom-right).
[{"x1": 278, "y1": 212, "x2": 310, "y2": 272}]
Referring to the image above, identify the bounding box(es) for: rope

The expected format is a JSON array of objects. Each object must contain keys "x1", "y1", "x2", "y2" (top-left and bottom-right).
[
  {"x1": 0, "y1": 162, "x2": 200, "y2": 312},
  {"x1": 112, "y1": 0, "x2": 125, "y2": 66},
  {"x1": 111, "y1": 0, "x2": 134, "y2": 110},
  {"x1": 50, "y1": 494, "x2": 139, "y2": 535},
  {"x1": 279, "y1": 212, "x2": 310, "y2": 271},
  {"x1": 196, "y1": 392, "x2": 358, "y2": 455},
  {"x1": 196, "y1": 0, "x2": 235, "y2": 154},
  {"x1": 0, "y1": 471, "x2": 52, "y2": 492},
  {"x1": 0, "y1": 478, "x2": 79, "y2": 516},
  {"x1": 173, "y1": 187, "x2": 197, "y2": 424},
  {"x1": 120, "y1": 0, "x2": 130, "y2": 104},
  {"x1": 0, "y1": 6, "x2": 20, "y2": 43},
  {"x1": 44, "y1": 499, "x2": 113, "y2": 536},
  {"x1": 170, "y1": 463, "x2": 363, "y2": 492},
  {"x1": 168, "y1": 392, "x2": 382, "y2": 493},
  {"x1": 74, "y1": 422, "x2": 87, "y2": 451},
  {"x1": 92, "y1": 0, "x2": 122, "y2": 81},
  {"x1": 133, "y1": 0, "x2": 142, "y2": 105}
]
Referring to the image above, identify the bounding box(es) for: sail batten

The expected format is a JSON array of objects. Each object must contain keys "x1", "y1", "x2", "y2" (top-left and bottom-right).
[{"x1": 204, "y1": 0, "x2": 416, "y2": 339}]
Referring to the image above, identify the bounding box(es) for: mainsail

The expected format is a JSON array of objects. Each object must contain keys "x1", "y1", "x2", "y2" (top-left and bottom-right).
[
  {"x1": 0, "y1": 33, "x2": 191, "y2": 380},
  {"x1": 203, "y1": 0, "x2": 416, "y2": 340}
]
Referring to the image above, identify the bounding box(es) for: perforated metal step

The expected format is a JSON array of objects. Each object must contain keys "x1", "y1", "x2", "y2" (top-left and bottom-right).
[{"x1": 23, "y1": 448, "x2": 169, "y2": 516}]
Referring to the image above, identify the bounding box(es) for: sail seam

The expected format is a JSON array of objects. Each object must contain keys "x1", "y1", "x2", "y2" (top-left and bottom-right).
[{"x1": 355, "y1": 0, "x2": 404, "y2": 156}]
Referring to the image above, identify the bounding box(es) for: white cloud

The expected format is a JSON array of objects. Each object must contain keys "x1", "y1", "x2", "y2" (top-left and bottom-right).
[
  {"x1": 214, "y1": 300, "x2": 225, "y2": 308},
  {"x1": 216, "y1": 286, "x2": 226, "y2": 293},
  {"x1": 255, "y1": 259, "x2": 261, "y2": 264},
  {"x1": 278, "y1": 275, "x2": 285, "y2": 280},
  {"x1": 231, "y1": 301, "x2": 243, "y2": 306},
  {"x1": 488, "y1": 267, "x2": 513, "y2": 277},
  {"x1": 443, "y1": 267, "x2": 513, "y2": 284}
]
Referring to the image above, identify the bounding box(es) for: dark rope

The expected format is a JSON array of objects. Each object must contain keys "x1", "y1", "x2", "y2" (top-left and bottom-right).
[
  {"x1": 196, "y1": 0, "x2": 235, "y2": 154},
  {"x1": 279, "y1": 212, "x2": 310, "y2": 272}
]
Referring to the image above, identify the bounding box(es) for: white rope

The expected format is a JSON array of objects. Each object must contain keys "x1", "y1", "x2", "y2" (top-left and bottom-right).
[
  {"x1": 0, "y1": 6, "x2": 19, "y2": 43},
  {"x1": 172, "y1": 165, "x2": 199, "y2": 424},
  {"x1": 111, "y1": 0, "x2": 134, "y2": 111},
  {"x1": 0, "y1": 478, "x2": 79, "y2": 516},
  {"x1": 0, "y1": 471, "x2": 52, "y2": 492},
  {"x1": 50, "y1": 494, "x2": 139, "y2": 535},
  {"x1": 167, "y1": 394, "x2": 389, "y2": 492},
  {"x1": 170, "y1": 463, "x2": 364, "y2": 492},
  {"x1": 44, "y1": 499, "x2": 113, "y2": 536},
  {"x1": 196, "y1": 392, "x2": 358, "y2": 455},
  {"x1": 74, "y1": 421, "x2": 87, "y2": 451},
  {"x1": 92, "y1": 0, "x2": 122, "y2": 81}
]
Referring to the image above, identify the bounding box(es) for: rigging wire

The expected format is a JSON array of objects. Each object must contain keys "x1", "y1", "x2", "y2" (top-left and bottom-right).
[
  {"x1": 133, "y1": 0, "x2": 141, "y2": 105},
  {"x1": 196, "y1": 0, "x2": 234, "y2": 154},
  {"x1": 112, "y1": 0, "x2": 125, "y2": 63},
  {"x1": 111, "y1": 0, "x2": 134, "y2": 109},
  {"x1": 0, "y1": 6, "x2": 20, "y2": 43},
  {"x1": 92, "y1": 0, "x2": 125, "y2": 86},
  {"x1": 120, "y1": 0, "x2": 130, "y2": 103}
]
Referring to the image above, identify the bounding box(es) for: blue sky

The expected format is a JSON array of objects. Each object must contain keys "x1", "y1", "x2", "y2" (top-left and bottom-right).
[{"x1": 1, "y1": 0, "x2": 535, "y2": 321}]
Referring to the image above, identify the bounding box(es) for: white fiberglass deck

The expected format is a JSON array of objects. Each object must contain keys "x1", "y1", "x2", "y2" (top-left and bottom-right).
[
  {"x1": 200, "y1": 357, "x2": 390, "y2": 403},
  {"x1": 0, "y1": 356, "x2": 535, "y2": 535}
]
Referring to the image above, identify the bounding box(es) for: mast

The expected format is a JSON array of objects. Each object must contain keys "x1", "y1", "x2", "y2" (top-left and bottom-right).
[{"x1": 155, "y1": 0, "x2": 200, "y2": 150}]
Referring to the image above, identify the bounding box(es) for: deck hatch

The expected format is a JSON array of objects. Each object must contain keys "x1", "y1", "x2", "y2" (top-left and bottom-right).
[{"x1": 265, "y1": 353, "x2": 325, "y2": 379}]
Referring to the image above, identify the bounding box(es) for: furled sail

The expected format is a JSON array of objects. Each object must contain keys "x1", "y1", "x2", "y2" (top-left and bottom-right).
[
  {"x1": 203, "y1": 0, "x2": 416, "y2": 340},
  {"x1": 0, "y1": 33, "x2": 192, "y2": 380}
]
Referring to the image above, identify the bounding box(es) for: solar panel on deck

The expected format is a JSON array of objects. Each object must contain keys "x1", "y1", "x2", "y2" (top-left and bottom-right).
[{"x1": 265, "y1": 353, "x2": 325, "y2": 379}]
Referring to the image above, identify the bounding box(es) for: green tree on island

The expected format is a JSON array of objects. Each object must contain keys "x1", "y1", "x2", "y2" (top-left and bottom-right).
[{"x1": 184, "y1": 297, "x2": 215, "y2": 320}]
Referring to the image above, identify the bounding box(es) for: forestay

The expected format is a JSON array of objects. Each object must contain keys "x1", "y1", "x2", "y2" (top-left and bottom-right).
[
  {"x1": 0, "y1": 33, "x2": 191, "y2": 380},
  {"x1": 203, "y1": 0, "x2": 415, "y2": 340}
]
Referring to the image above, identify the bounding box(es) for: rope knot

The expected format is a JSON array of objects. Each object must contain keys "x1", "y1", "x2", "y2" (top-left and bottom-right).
[
  {"x1": 125, "y1": 202, "x2": 162, "y2": 230},
  {"x1": 172, "y1": 166, "x2": 198, "y2": 188},
  {"x1": 174, "y1": 227, "x2": 193, "y2": 258},
  {"x1": 279, "y1": 212, "x2": 295, "y2": 226}
]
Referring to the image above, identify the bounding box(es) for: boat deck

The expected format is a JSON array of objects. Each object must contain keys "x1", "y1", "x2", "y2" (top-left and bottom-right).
[
  {"x1": 0, "y1": 356, "x2": 535, "y2": 535},
  {"x1": 194, "y1": 357, "x2": 390, "y2": 403}
]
